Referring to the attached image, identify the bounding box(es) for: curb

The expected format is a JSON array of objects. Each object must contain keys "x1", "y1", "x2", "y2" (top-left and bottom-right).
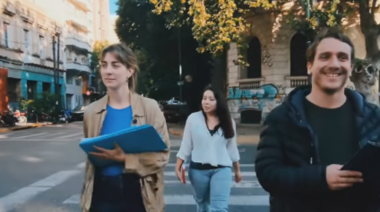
[{"x1": 0, "y1": 122, "x2": 53, "y2": 134}]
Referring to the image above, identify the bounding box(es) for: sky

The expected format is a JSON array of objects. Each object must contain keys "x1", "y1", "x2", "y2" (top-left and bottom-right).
[{"x1": 109, "y1": 0, "x2": 118, "y2": 15}]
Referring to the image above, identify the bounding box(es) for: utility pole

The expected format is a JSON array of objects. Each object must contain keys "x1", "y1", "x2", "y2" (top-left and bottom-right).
[
  {"x1": 56, "y1": 32, "x2": 61, "y2": 120},
  {"x1": 306, "y1": 0, "x2": 312, "y2": 85},
  {"x1": 177, "y1": 27, "x2": 184, "y2": 124},
  {"x1": 52, "y1": 33, "x2": 57, "y2": 90}
]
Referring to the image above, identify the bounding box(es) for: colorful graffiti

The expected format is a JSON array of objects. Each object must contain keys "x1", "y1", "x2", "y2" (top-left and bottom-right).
[{"x1": 227, "y1": 84, "x2": 289, "y2": 122}]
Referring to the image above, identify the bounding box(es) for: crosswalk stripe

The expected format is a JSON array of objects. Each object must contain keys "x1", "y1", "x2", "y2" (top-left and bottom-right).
[
  {"x1": 164, "y1": 163, "x2": 255, "y2": 167},
  {"x1": 63, "y1": 194, "x2": 269, "y2": 206},
  {"x1": 14, "y1": 132, "x2": 47, "y2": 139},
  {"x1": 164, "y1": 171, "x2": 256, "y2": 177},
  {"x1": 0, "y1": 170, "x2": 80, "y2": 212},
  {"x1": 56, "y1": 132, "x2": 83, "y2": 139},
  {"x1": 75, "y1": 163, "x2": 255, "y2": 169},
  {"x1": 164, "y1": 180, "x2": 261, "y2": 188}
]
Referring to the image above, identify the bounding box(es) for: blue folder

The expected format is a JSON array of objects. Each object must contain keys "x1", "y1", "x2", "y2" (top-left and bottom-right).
[{"x1": 79, "y1": 124, "x2": 168, "y2": 166}]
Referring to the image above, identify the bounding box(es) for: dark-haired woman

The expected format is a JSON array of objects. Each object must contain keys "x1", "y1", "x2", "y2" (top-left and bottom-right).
[{"x1": 175, "y1": 85, "x2": 242, "y2": 212}]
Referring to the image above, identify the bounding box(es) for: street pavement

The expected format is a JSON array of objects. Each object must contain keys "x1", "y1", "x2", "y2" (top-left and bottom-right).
[{"x1": 0, "y1": 122, "x2": 269, "y2": 212}]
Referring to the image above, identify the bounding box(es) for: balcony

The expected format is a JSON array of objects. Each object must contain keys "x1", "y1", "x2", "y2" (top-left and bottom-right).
[
  {"x1": 65, "y1": 34, "x2": 91, "y2": 52},
  {"x1": 285, "y1": 76, "x2": 309, "y2": 88},
  {"x1": 66, "y1": 19, "x2": 89, "y2": 33},
  {"x1": 66, "y1": 57, "x2": 90, "y2": 73},
  {"x1": 3, "y1": 1, "x2": 16, "y2": 16},
  {"x1": 67, "y1": 0, "x2": 90, "y2": 12}
]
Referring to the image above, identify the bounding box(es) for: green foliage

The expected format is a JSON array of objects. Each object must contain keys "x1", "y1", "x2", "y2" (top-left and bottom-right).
[
  {"x1": 90, "y1": 40, "x2": 109, "y2": 98},
  {"x1": 285, "y1": 0, "x2": 352, "y2": 41},
  {"x1": 115, "y1": 0, "x2": 212, "y2": 100},
  {"x1": 21, "y1": 92, "x2": 59, "y2": 115}
]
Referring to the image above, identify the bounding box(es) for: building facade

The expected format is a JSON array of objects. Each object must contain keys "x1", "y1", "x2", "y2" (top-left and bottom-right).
[
  {"x1": 62, "y1": 0, "x2": 93, "y2": 110},
  {"x1": 0, "y1": 0, "x2": 65, "y2": 112},
  {"x1": 226, "y1": 2, "x2": 369, "y2": 124},
  {"x1": 92, "y1": 0, "x2": 109, "y2": 42}
]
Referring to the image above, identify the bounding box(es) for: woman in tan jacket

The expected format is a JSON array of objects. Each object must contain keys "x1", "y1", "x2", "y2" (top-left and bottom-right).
[{"x1": 81, "y1": 43, "x2": 170, "y2": 212}]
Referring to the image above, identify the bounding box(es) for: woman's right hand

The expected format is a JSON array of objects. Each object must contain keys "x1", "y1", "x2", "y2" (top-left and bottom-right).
[
  {"x1": 175, "y1": 158, "x2": 186, "y2": 184},
  {"x1": 175, "y1": 166, "x2": 185, "y2": 184}
]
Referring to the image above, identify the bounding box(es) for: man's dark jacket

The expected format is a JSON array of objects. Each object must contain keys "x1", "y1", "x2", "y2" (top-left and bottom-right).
[{"x1": 255, "y1": 86, "x2": 380, "y2": 212}]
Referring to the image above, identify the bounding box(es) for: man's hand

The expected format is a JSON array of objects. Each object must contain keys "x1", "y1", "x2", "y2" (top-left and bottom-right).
[
  {"x1": 326, "y1": 164, "x2": 363, "y2": 191},
  {"x1": 89, "y1": 143, "x2": 126, "y2": 163}
]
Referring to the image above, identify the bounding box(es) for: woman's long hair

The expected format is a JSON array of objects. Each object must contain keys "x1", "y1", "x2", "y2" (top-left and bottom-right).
[{"x1": 202, "y1": 85, "x2": 235, "y2": 139}]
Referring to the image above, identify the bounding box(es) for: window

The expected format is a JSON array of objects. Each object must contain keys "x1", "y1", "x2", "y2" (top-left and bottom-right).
[
  {"x1": 3, "y1": 22, "x2": 9, "y2": 47},
  {"x1": 39, "y1": 35, "x2": 44, "y2": 57},
  {"x1": 24, "y1": 29, "x2": 29, "y2": 52}
]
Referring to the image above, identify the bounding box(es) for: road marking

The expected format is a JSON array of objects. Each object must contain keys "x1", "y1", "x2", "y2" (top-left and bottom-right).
[
  {"x1": 0, "y1": 170, "x2": 80, "y2": 212},
  {"x1": 76, "y1": 162, "x2": 85, "y2": 169},
  {"x1": 73, "y1": 162, "x2": 255, "y2": 169},
  {"x1": 13, "y1": 133, "x2": 47, "y2": 139},
  {"x1": 165, "y1": 163, "x2": 255, "y2": 167},
  {"x1": 56, "y1": 132, "x2": 83, "y2": 139},
  {"x1": 164, "y1": 171, "x2": 256, "y2": 177},
  {"x1": 164, "y1": 180, "x2": 261, "y2": 188},
  {"x1": 63, "y1": 194, "x2": 269, "y2": 205}
]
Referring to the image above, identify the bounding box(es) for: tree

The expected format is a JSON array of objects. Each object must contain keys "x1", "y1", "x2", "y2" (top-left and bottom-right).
[
  {"x1": 21, "y1": 92, "x2": 59, "y2": 122},
  {"x1": 115, "y1": 0, "x2": 213, "y2": 102},
  {"x1": 90, "y1": 40, "x2": 109, "y2": 98},
  {"x1": 149, "y1": 0, "x2": 380, "y2": 105}
]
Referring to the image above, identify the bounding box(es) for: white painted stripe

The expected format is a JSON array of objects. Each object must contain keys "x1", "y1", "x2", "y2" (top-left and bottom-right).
[
  {"x1": 0, "y1": 170, "x2": 80, "y2": 212},
  {"x1": 4, "y1": 139, "x2": 77, "y2": 141},
  {"x1": 74, "y1": 162, "x2": 254, "y2": 170},
  {"x1": 164, "y1": 180, "x2": 261, "y2": 188},
  {"x1": 63, "y1": 194, "x2": 81, "y2": 204},
  {"x1": 30, "y1": 170, "x2": 80, "y2": 187},
  {"x1": 56, "y1": 132, "x2": 83, "y2": 139},
  {"x1": 165, "y1": 163, "x2": 255, "y2": 167},
  {"x1": 164, "y1": 171, "x2": 256, "y2": 177},
  {"x1": 14, "y1": 132, "x2": 47, "y2": 139},
  {"x1": 165, "y1": 195, "x2": 269, "y2": 205},
  {"x1": 76, "y1": 162, "x2": 86, "y2": 169},
  {"x1": 0, "y1": 187, "x2": 50, "y2": 212},
  {"x1": 63, "y1": 194, "x2": 269, "y2": 206}
]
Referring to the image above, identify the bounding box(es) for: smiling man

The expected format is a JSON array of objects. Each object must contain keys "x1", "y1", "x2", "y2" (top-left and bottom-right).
[{"x1": 255, "y1": 27, "x2": 380, "y2": 212}]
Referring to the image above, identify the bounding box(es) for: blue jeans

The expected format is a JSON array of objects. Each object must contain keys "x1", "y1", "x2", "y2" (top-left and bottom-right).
[
  {"x1": 89, "y1": 170, "x2": 146, "y2": 212},
  {"x1": 188, "y1": 167, "x2": 232, "y2": 212}
]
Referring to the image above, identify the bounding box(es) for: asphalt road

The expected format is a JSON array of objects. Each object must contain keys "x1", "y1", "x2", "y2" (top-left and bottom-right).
[{"x1": 0, "y1": 122, "x2": 269, "y2": 212}]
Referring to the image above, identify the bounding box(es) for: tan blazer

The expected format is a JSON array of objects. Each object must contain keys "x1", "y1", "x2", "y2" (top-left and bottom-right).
[{"x1": 80, "y1": 92, "x2": 170, "y2": 212}]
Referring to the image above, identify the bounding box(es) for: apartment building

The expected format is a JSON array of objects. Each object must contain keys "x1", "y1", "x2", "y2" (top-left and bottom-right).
[
  {"x1": 62, "y1": 0, "x2": 93, "y2": 110},
  {"x1": 0, "y1": 0, "x2": 65, "y2": 112},
  {"x1": 92, "y1": 0, "x2": 109, "y2": 42}
]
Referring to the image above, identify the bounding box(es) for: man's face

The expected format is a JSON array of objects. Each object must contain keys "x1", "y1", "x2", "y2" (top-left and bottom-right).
[{"x1": 308, "y1": 38, "x2": 353, "y2": 95}]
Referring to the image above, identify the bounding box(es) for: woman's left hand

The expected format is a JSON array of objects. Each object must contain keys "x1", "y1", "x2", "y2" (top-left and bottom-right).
[
  {"x1": 234, "y1": 171, "x2": 242, "y2": 183},
  {"x1": 89, "y1": 143, "x2": 126, "y2": 163}
]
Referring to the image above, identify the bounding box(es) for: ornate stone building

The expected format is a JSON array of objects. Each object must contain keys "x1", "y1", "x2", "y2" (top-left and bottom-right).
[{"x1": 226, "y1": 2, "x2": 370, "y2": 124}]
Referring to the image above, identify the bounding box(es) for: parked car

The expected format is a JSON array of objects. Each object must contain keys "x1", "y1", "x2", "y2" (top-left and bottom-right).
[
  {"x1": 70, "y1": 105, "x2": 87, "y2": 121},
  {"x1": 162, "y1": 99, "x2": 187, "y2": 123}
]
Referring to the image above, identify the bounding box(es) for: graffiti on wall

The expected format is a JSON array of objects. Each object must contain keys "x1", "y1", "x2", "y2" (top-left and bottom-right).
[
  {"x1": 227, "y1": 84, "x2": 289, "y2": 121},
  {"x1": 261, "y1": 45, "x2": 273, "y2": 67}
]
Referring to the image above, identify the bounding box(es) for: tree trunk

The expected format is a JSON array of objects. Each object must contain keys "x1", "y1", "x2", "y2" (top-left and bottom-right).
[
  {"x1": 349, "y1": 1, "x2": 380, "y2": 106},
  {"x1": 211, "y1": 50, "x2": 227, "y2": 95}
]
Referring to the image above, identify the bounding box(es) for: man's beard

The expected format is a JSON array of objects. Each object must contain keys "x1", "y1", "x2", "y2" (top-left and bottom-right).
[{"x1": 313, "y1": 71, "x2": 348, "y2": 95}]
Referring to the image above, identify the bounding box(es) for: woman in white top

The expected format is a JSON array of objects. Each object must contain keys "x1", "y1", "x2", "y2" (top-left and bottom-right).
[{"x1": 175, "y1": 85, "x2": 242, "y2": 212}]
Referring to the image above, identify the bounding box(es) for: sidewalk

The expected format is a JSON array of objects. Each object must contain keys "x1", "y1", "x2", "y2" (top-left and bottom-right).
[
  {"x1": 167, "y1": 123, "x2": 262, "y2": 145},
  {"x1": 0, "y1": 122, "x2": 53, "y2": 134}
]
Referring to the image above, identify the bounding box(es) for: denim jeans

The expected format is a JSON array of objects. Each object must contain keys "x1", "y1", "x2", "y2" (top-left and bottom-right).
[
  {"x1": 89, "y1": 171, "x2": 146, "y2": 212},
  {"x1": 188, "y1": 167, "x2": 232, "y2": 212}
]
